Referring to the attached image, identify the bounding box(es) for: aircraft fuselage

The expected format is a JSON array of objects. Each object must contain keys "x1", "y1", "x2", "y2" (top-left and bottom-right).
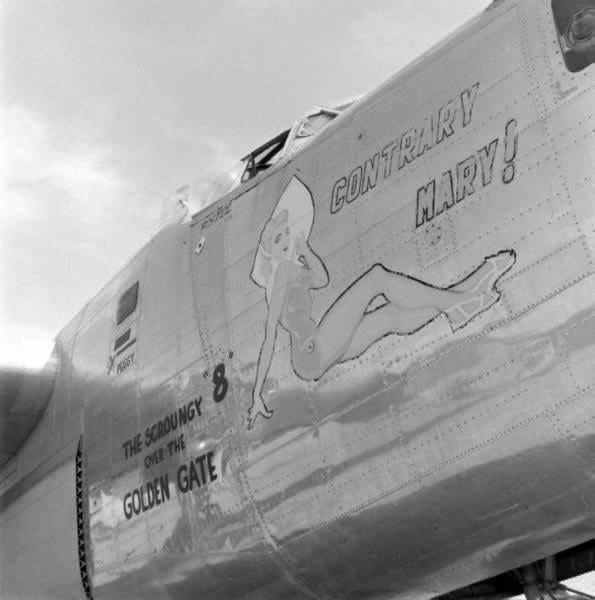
[{"x1": 3, "y1": 1, "x2": 595, "y2": 599}]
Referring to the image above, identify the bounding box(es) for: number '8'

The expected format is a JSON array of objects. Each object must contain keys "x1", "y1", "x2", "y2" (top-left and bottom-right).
[{"x1": 212, "y1": 363, "x2": 228, "y2": 403}]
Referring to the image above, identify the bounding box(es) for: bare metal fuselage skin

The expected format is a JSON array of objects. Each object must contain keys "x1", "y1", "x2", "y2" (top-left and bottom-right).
[{"x1": 3, "y1": 1, "x2": 595, "y2": 598}]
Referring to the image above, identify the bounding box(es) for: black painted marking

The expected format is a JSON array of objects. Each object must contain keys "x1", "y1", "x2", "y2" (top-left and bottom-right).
[
  {"x1": 117, "y1": 281, "x2": 139, "y2": 325},
  {"x1": 75, "y1": 438, "x2": 93, "y2": 600},
  {"x1": 106, "y1": 355, "x2": 115, "y2": 375},
  {"x1": 115, "y1": 338, "x2": 136, "y2": 357},
  {"x1": 114, "y1": 329, "x2": 131, "y2": 352},
  {"x1": 212, "y1": 363, "x2": 228, "y2": 403},
  {"x1": 502, "y1": 119, "x2": 519, "y2": 184}
]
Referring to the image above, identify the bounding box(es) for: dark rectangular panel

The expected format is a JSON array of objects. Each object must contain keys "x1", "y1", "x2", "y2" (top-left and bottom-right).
[
  {"x1": 552, "y1": 0, "x2": 595, "y2": 72},
  {"x1": 116, "y1": 281, "x2": 139, "y2": 325},
  {"x1": 113, "y1": 329, "x2": 131, "y2": 352}
]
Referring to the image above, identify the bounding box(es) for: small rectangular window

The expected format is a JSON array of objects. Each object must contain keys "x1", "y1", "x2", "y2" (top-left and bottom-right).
[
  {"x1": 552, "y1": 0, "x2": 595, "y2": 72},
  {"x1": 114, "y1": 329, "x2": 131, "y2": 352},
  {"x1": 116, "y1": 282, "x2": 139, "y2": 325}
]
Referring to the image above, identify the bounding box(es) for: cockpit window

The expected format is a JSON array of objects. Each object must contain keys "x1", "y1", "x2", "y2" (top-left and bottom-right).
[
  {"x1": 240, "y1": 129, "x2": 290, "y2": 184},
  {"x1": 552, "y1": 0, "x2": 595, "y2": 72},
  {"x1": 185, "y1": 100, "x2": 358, "y2": 215},
  {"x1": 239, "y1": 105, "x2": 345, "y2": 184},
  {"x1": 295, "y1": 109, "x2": 339, "y2": 139}
]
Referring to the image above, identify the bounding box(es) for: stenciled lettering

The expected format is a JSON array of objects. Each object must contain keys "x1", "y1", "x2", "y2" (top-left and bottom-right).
[
  {"x1": 416, "y1": 180, "x2": 436, "y2": 229},
  {"x1": 415, "y1": 120, "x2": 519, "y2": 228},
  {"x1": 330, "y1": 82, "x2": 480, "y2": 215},
  {"x1": 145, "y1": 397, "x2": 202, "y2": 448},
  {"x1": 477, "y1": 138, "x2": 499, "y2": 186},
  {"x1": 330, "y1": 178, "x2": 347, "y2": 214},
  {"x1": 177, "y1": 451, "x2": 218, "y2": 493},
  {"x1": 122, "y1": 451, "x2": 221, "y2": 521},
  {"x1": 346, "y1": 166, "x2": 363, "y2": 204},
  {"x1": 123, "y1": 474, "x2": 171, "y2": 520},
  {"x1": 117, "y1": 352, "x2": 135, "y2": 375},
  {"x1": 121, "y1": 397, "x2": 203, "y2": 461}
]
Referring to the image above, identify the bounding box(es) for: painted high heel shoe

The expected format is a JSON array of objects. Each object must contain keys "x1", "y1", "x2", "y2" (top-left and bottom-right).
[
  {"x1": 457, "y1": 250, "x2": 516, "y2": 294},
  {"x1": 446, "y1": 250, "x2": 516, "y2": 331},
  {"x1": 446, "y1": 290, "x2": 501, "y2": 331}
]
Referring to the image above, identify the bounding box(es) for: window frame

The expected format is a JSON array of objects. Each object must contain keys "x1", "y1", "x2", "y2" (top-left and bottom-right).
[
  {"x1": 552, "y1": 0, "x2": 595, "y2": 73},
  {"x1": 116, "y1": 281, "x2": 139, "y2": 326}
]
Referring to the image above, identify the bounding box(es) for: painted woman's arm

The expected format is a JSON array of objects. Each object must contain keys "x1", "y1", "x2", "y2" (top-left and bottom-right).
[
  {"x1": 303, "y1": 245, "x2": 329, "y2": 288},
  {"x1": 296, "y1": 234, "x2": 329, "y2": 289},
  {"x1": 249, "y1": 264, "x2": 288, "y2": 427}
]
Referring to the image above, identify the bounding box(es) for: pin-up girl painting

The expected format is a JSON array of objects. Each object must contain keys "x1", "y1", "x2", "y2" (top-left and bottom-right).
[{"x1": 248, "y1": 176, "x2": 515, "y2": 428}]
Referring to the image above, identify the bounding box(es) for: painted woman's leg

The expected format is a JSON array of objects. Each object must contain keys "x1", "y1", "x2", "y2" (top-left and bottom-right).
[
  {"x1": 454, "y1": 250, "x2": 516, "y2": 293},
  {"x1": 312, "y1": 252, "x2": 515, "y2": 376},
  {"x1": 342, "y1": 304, "x2": 439, "y2": 361},
  {"x1": 370, "y1": 264, "x2": 466, "y2": 310},
  {"x1": 343, "y1": 252, "x2": 515, "y2": 358},
  {"x1": 313, "y1": 264, "x2": 452, "y2": 370},
  {"x1": 445, "y1": 250, "x2": 516, "y2": 329},
  {"x1": 313, "y1": 267, "x2": 406, "y2": 374},
  {"x1": 374, "y1": 250, "x2": 515, "y2": 330}
]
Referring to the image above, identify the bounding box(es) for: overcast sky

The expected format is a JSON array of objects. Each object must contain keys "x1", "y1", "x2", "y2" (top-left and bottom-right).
[{"x1": 3, "y1": 1, "x2": 491, "y2": 367}]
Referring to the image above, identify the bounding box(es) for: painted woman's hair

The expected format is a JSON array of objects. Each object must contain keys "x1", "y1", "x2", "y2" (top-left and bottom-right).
[
  {"x1": 251, "y1": 210, "x2": 288, "y2": 293},
  {"x1": 261, "y1": 210, "x2": 289, "y2": 255},
  {"x1": 250, "y1": 176, "x2": 315, "y2": 298}
]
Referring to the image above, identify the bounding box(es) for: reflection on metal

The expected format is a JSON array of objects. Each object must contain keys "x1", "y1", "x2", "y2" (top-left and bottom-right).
[
  {"x1": 75, "y1": 438, "x2": 93, "y2": 600},
  {"x1": 0, "y1": 347, "x2": 58, "y2": 467}
]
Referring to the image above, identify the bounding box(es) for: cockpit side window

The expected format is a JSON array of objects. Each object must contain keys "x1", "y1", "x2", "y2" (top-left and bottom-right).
[
  {"x1": 295, "y1": 109, "x2": 339, "y2": 139},
  {"x1": 552, "y1": 0, "x2": 595, "y2": 72},
  {"x1": 238, "y1": 106, "x2": 344, "y2": 184},
  {"x1": 286, "y1": 108, "x2": 340, "y2": 157},
  {"x1": 116, "y1": 282, "x2": 139, "y2": 325},
  {"x1": 240, "y1": 129, "x2": 291, "y2": 183}
]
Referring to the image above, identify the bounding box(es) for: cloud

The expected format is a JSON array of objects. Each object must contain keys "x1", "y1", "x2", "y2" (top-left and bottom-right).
[
  {"x1": 0, "y1": 105, "x2": 155, "y2": 366},
  {"x1": 186, "y1": 139, "x2": 240, "y2": 213},
  {"x1": 0, "y1": 102, "x2": 237, "y2": 367},
  {"x1": 0, "y1": 104, "x2": 126, "y2": 224},
  {"x1": 0, "y1": 323, "x2": 55, "y2": 369}
]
